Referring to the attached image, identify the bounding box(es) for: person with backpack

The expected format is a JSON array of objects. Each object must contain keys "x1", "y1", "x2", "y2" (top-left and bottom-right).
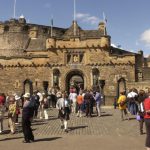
[
  {"x1": 137, "y1": 90, "x2": 146, "y2": 135},
  {"x1": 31, "y1": 91, "x2": 40, "y2": 119},
  {"x1": 118, "y1": 91, "x2": 129, "y2": 121}
]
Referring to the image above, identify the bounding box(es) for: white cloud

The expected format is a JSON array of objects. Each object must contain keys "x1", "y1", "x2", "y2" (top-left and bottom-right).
[
  {"x1": 140, "y1": 29, "x2": 150, "y2": 47},
  {"x1": 76, "y1": 13, "x2": 100, "y2": 25}
]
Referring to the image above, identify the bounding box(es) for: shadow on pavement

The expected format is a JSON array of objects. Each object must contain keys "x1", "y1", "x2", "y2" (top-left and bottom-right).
[
  {"x1": 101, "y1": 114, "x2": 113, "y2": 117},
  {"x1": 0, "y1": 136, "x2": 23, "y2": 141},
  {"x1": 69, "y1": 125, "x2": 88, "y2": 131},
  {"x1": 34, "y1": 137, "x2": 62, "y2": 142},
  {"x1": 32, "y1": 122, "x2": 47, "y2": 126}
]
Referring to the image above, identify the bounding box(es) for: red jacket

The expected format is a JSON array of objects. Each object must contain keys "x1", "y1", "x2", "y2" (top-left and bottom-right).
[
  {"x1": 0, "y1": 96, "x2": 5, "y2": 105},
  {"x1": 144, "y1": 97, "x2": 150, "y2": 119}
]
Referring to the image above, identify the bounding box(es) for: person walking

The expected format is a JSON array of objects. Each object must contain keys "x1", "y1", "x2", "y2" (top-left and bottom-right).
[
  {"x1": 84, "y1": 90, "x2": 93, "y2": 117},
  {"x1": 0, "y1": 94, "x2": 5, "y2": 134},
  {"x1": 137, "y1": 90, "x2": 146, "y2": 135},
  {"x1": 22, "y1": 93, "x2": 34, "y2": 143},
  {"x1": 8, "y1": 96, "x2": 17, "y2": 134},
  {"x1": 56, "y1": 92, "x2": 71, "y2": 133},
  {"x1": 94, "y1": 90, "x2": 102, "y2": 117},
  {"x1": 14, "y1": 95, "x2": 21, "y2": 124},
  {"x1": 117, "y1": 91, "x2": 129, "y2": 121},
  {"x1": 76, "y1": 92, "x2": 83, "y2": 117},
  {"x1": 37, "y1": 91, "x2": 44, "y2": 119},
  {"x1": 31, "y1": 91, "x2": 40, "y2": 119},
  {"x1": 143, "y1": 90, "x2": 150, "y2": 150},
  {"x1": 43, "y1": 94, "x2": 49, "y2": 120},
  {"x1": 69, "y1": 90, "x2": 77, "y2": 114}
]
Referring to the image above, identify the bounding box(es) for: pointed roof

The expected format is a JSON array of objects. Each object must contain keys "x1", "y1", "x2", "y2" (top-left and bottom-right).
[{"x1": 63, "y1": 21, "x2": 84, "y2": 38}]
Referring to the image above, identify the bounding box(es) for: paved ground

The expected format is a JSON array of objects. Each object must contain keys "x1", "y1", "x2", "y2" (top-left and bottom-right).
[{"x1": 0, "y1": 107, "x2": 146, "y2": 150}]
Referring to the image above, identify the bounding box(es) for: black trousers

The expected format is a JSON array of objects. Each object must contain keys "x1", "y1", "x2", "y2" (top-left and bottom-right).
[
  {"x1": 34, "y1": 104, "x2": 39, "y2": 117},
  {"x1": 22, "y1": 118, "x2": 34, "y2": 142},
  {"x1": 85, "y1": 103, "x2": 92, "y2": 117},
  {"x1": 139, "y1": 117, "x2": 144, "y2": 134},
  {"x1": 145, "y1": 118, "x2": 150, "y2": 148}
]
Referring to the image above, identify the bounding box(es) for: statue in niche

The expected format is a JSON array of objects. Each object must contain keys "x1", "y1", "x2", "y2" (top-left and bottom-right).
[{"x1": 93, "y1": 75, "x2": 98, "y2": 86}]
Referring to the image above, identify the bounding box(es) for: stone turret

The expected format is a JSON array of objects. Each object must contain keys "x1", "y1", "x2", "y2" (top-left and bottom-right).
[
  {"x1": 98, "y1": 21, "x2": 107, "y2": 35},
  {"x1": 18, "y1": 15, "x2": 26, "y2": 24},
  {"x1": 46, "y1": 38, "x2": 56, "y2": 49}
]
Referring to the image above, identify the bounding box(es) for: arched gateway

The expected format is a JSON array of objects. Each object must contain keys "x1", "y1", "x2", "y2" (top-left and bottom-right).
[{"x1": 65, "y1": 70, "x2": 84, "y2": 94}]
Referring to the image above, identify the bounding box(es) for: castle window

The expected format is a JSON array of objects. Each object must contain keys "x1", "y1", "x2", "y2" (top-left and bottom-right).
[
  {"x1": 23, "y1": 79, "x2": 33, "y2": 95},
  {"x1": 53, "y1": 69, "x2": 60, "y2": 87},
  {"x1": 92, "y1": 68, "x2": 99, "y2": 86}
]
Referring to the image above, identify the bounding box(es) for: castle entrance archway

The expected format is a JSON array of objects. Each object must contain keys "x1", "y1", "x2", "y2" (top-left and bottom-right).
[{"x1": 65, "y1": 70, "x2": 84, "y2": 94}]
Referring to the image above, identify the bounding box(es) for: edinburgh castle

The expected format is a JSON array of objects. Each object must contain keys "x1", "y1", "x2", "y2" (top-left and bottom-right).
[{"x1": 0, "y1": 16, "x2": 150, "y2": 104}]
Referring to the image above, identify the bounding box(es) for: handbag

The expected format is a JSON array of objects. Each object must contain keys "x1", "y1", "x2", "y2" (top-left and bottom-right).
[
  {"x1": 120, "y1": 100, "x2": 127, "y2": 107},
  {"x1": 136, "y1": 114, "x2": 141, "y2": 121}
]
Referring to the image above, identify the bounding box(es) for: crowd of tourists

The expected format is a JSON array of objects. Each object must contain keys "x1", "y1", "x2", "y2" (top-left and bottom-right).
[
  {"x1": 117, "y1": 88, "x2": 150, "y2": 150},
  {"x1": 0, "y1": 87, "x2": 150, "y2": 150},
  {"x1": 0, "y1": 88, "x2": 103, "y2": 142}
]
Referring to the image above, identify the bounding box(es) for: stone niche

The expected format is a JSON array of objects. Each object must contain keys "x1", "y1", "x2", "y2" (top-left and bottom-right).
[
  {"x1": 29, "y1": 27, "x2": 38, "y2": 39},
  {"x1": 46, "y1": 38, "x2": 56, "y2": 49},
  {"x1": 0, "y1": 24, "x2": 5, "y2": 34}
]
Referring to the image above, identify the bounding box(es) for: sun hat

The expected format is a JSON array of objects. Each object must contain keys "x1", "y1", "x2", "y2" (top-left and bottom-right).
[
  {"x1": 15, "y1": 95, "x2": 20, "y2": 100},
  {"x1": 23, "y1": 93, "x2": 30, "y2": 98}
]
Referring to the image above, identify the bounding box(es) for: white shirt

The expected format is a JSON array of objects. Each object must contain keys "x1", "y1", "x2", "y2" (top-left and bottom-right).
[
  {"x1": 56, "y1": 98, "x2": 64, "y2": 110},
  {"x1": 37, "y1": 92, "x2": 43, "y2": 102},
  {"x1": 69, "y1": 93, "x2": 77, "y2": 102},
  {"x1": 127, "y1": 91, "x2": 138, "y2": 98}
]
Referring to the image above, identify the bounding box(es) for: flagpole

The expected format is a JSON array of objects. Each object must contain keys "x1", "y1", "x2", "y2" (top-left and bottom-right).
[
  {"x1": 103, "y1": 12, "x2": 107, "y2": 35},
  {"x1": 74, "y1": 0, "x2": 76, "y2": 36},
  {"x1": 74, "y1": 0, "x2": 76, "y2": 21},
  {"x1": 51, "y1": 15, "x2": 53, "y2": 38},
  {"x1": 13, "y1": 0, "x2": 17, "y2": 18}
]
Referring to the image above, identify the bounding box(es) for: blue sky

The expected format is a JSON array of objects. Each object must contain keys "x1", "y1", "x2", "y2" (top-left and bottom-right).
[{"x1": 0, "y1": 0, "x2": 150, "y2": 56}]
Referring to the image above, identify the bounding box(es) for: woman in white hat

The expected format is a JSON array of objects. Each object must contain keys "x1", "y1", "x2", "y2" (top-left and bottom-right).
[{"x1": 22, "y1": 93, "x2": 34, "y2": 143}]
